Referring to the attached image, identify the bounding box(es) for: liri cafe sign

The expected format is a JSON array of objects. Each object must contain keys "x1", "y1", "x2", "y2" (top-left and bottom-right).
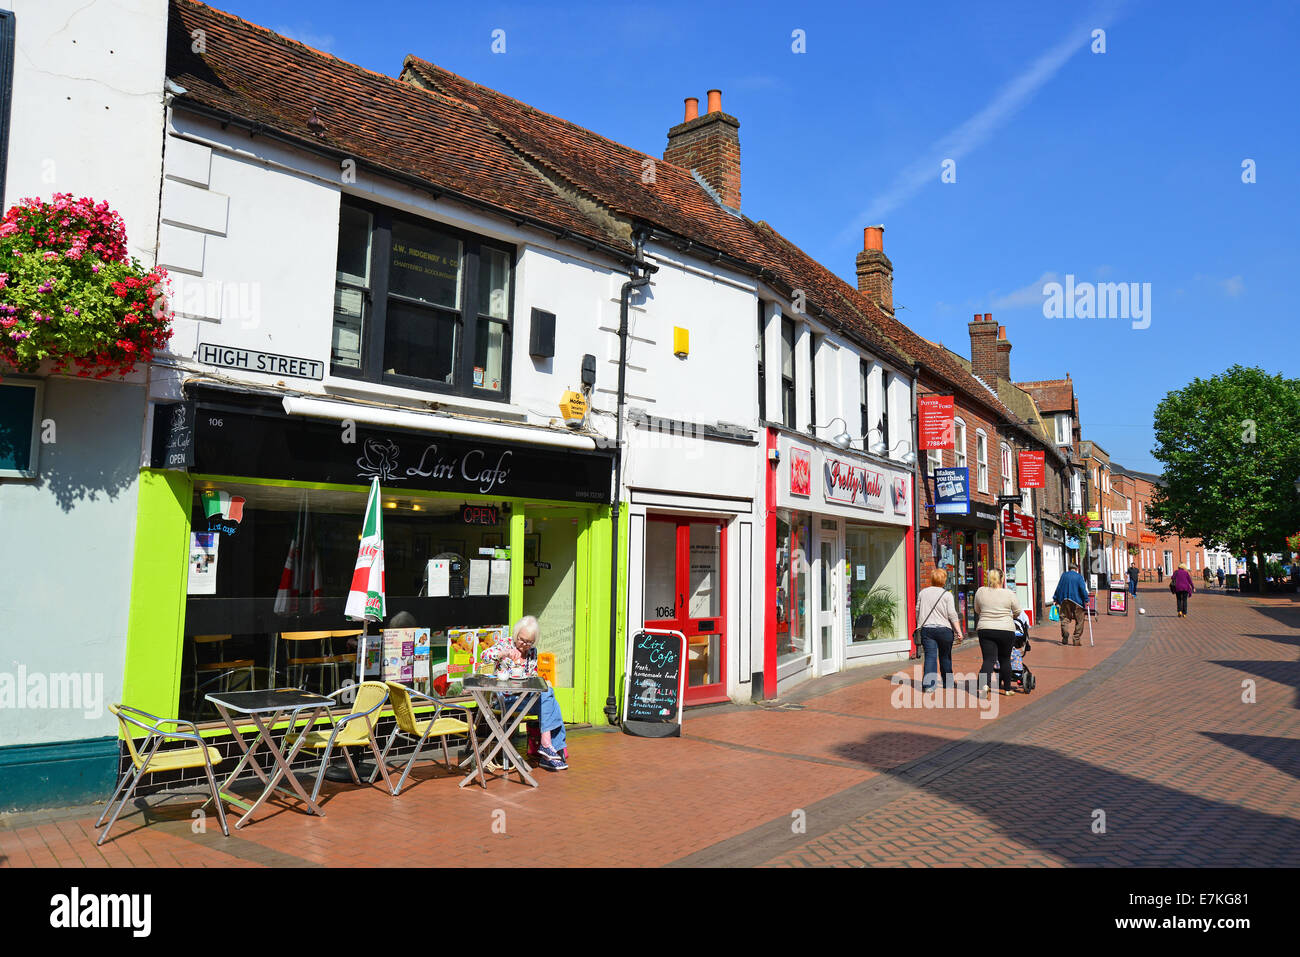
[{"x1": 824, "y1": 456, "x2": 885, "y2": 511}]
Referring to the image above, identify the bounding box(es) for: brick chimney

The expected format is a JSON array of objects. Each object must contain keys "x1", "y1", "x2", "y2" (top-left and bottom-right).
[
  {"x1": 995, "y1": 323, "x2": 1012, "y2": 380},
  {"x1": 855, "y1": 226, "x2": 893, "y2": 313},
  {"x1": 969, "y1": 312, "x2": 998, "y2": 382},
  {"x1": 664, "y1": 89, "x2": 741, "y2": 210}
]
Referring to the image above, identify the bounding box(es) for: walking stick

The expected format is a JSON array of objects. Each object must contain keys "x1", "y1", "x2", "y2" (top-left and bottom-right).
[{"x1": 1086, "y1": 594, "x2": 1095, "y2": 646}]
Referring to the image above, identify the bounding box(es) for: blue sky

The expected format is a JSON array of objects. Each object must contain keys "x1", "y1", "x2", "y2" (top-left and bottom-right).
[{"x1": 217, "y1": 0, "x2": 1298, "y2": 472}]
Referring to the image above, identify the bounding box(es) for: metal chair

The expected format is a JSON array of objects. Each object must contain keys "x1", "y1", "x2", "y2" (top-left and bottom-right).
[
  {"x1": 279, "y1": 630, "x2": 343, "y2": 692},
  {"x1": 284, "y1": 681, "x2": 394, "y2": 803},
  {"x1": 192, "y1": 634, "x2": 255, "y2": 713},
  {"x1": 375, "y1": 681, "x2": 485, "y2": 794},
  {"x1": 96, "y1": 704, "x2": 229, "y2": 846}
]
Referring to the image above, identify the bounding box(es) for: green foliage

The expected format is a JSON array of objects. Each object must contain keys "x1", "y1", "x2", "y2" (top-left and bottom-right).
[
  {"x1": 1148, "y1": 365, "x2": 1300, "y2": 557},
  {"x1": 852, "y1": 584, "x2": 898, "y2": 638}
]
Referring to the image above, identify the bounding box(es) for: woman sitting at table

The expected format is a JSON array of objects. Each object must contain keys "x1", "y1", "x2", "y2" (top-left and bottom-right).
[{"x1": 482, "y1": 616, "x2": 568, "y2": 771}]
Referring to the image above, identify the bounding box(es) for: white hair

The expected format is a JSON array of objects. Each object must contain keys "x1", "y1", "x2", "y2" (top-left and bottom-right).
[{"x1": 513, "y1": 615, "x2": 540, "y2": 641}]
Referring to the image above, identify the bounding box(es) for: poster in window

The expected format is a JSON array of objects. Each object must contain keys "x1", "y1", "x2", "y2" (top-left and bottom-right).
[
  {"x1": 187, "y1": 532, "x2": 220, "y2": 595},
  {"x1": 790, "y1": 447, "x2": 811, "y2": 496}
]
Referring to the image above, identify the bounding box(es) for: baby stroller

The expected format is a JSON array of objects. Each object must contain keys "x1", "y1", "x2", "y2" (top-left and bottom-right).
[{"x1": 1010, "y1": 612, "x2": 1035, "y2": 693}]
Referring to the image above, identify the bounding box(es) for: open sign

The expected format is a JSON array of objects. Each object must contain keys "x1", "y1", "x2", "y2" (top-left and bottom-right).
[{"x1": 461, "y1": 505, "x2": 499, "y2": 526}]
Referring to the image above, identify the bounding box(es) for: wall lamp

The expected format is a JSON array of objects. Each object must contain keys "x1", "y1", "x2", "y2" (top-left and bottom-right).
[{"x1": 808, "y1": 416, "x2": 853, "y2": 450}]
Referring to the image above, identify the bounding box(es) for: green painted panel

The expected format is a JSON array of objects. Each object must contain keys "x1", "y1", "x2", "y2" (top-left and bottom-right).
[{"x1": 0, "y1": 737, "x2": 118, "y2": 812}]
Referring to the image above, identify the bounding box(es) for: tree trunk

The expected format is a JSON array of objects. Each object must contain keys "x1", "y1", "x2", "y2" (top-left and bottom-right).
[{"x1": 1256, "y1": 541, "x2": 1267, "y2": 594}]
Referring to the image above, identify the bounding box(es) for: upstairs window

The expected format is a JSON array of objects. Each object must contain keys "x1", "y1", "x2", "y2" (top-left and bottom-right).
[
  {"x1": 808, "y1": 333, "x2": 819, "y2": 435},
  {"x1": 1000, "y1": 443, "x2": 1013, "y2": 495},
  {"x1": 953, "y1": 417, "x2": 967, "y2": 470},
  {"x1": 757, "y1": 303, "x2": 767, "y2": 422},
  {"x1": 976, "y1": 430, "x2": 988, "y2": 492},
  {"x1": 781, "y1": 317, "x2": 796, "y2": 429},
  {"x1": 859, "y1": 359, "x2": 870, "y2": 444},
  {"x1": 0, "y1": 11, "x2": 13, "y2": 205},
  {"x1": 331, "y1": 201, "x2": 514, "y2": 399},
  {"x1": 1054, "y1": 413, "x2": 1071, "y2": 445}
]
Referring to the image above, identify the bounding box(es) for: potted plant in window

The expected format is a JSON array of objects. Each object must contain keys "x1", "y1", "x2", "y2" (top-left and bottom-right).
[
  {"x1": 0, "y1": 194, "x2": 172, "y2": 378},
  {"x1": 851, "y1": 584, "x2": 898, "y2": 641}
]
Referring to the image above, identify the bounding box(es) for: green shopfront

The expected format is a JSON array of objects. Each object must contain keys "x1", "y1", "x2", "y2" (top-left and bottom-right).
[{"x1": 124, "y1": 386, "x2": 621, "y2": 736}]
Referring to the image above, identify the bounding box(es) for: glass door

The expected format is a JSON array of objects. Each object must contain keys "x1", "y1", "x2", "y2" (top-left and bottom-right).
[
  {"x1": 817, "y1": 522, "x2": 840, "y2": 675},
  {"x1": 644, "y1": 517, "x2": 727, "y2": 704}
]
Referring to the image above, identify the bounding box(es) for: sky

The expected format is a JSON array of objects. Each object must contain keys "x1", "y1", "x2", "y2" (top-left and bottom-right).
[{"x1": 214, "y1": 0, "x2": 1299, "y2": 472}]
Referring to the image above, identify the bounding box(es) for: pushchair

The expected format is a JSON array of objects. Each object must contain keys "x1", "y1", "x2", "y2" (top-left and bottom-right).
[{"x1": 1010, "y1": 613, "x2": 1035, "y2": 693}]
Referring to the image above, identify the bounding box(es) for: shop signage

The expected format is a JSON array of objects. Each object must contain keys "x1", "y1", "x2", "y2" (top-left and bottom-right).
[
  {"x1": 197, "y1": 342, "x2": 325, "y2": 380},
  {"x1": 1044, "y1": 523, "x2": 1064, "y2": 542},
  {"x1": 169, "y1": 392, "x2": 614, "y2": 504},
  {"x1": 1017, "y1": 450, "x2": 1046, "y2": 488},
  {"x1": 1066, "y1": 534, "x2": 1080, "y2": 548},
  {"x1": 975, "y1": 505, "x2": 1001, "y2": 522},
  {"x1": 1108, "y1": 580, "x2": 1128, "y2": 616},
  {"x1": 1111, "y1": 509, "x2": 1132, "y2": 524},
  {"x1": 152, "y1": 401, "x2": 195, "y2": 469},
  {"x1": 1002, "y1": 508, "x2": 1036, "y2": 540},
  {"x1": 1087, "y1": 509, "x2": 1102, "y2": 532},
  {"x1": 790, "y1": 447, "x2": 811, "y2": 496},
  {"x1": 824, "y1": 456, "x2": 885, "y2": 510},
  {"x1": 933, "y1": 467, "x2": 970, "y2": 515},
  {"x1": 891, "y1": 476, "x2": 910, "y2": 515},
  {"x1": 461, "y1": 505, "x2": 498, "y2": 526},
  {"x1": 1141, "y1": 533, "x2": 1157, "y2": 543},
  {"x1": 918, "y1": 395, "x2": 954, "y2": 450},
  {"x1": 622, "y1": 629, "x2": 686, "y2": 738}
]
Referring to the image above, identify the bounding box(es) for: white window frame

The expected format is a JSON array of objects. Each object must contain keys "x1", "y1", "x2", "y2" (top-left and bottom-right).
[
  {"x1": 1000, "y1": 443, "x2": 1013, "y2": 495},
  {"x1": 0, "y1": 379, "x2": 44, "y2": 479},
  {"x1": 953, "y1": 417, "x2": 967, "y2": 470},
  {"x1": 1055, "y1": 413, "x2": 1071, "y2": 445},
  {"x1": 976, "y1": 430, "x2": 988, "y2": 492}
]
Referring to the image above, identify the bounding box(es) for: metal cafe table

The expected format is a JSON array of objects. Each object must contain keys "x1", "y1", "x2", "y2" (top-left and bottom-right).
[
  {"x1": 459, "y1": 674, "x2": 548, "y2": 789},
  {"x1": 205, "y1": 688, "x2": 335, "y2": 828}
]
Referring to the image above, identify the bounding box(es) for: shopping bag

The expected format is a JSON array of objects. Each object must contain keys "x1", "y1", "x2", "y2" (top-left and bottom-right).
[{"x1": 1048, "y1": 604, "x2": 1060, "y2": 622}]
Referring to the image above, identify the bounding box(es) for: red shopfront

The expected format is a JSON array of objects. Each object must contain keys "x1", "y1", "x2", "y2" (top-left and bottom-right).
[{"x1": 1002, "y1": 508, "x2": 1036, "y2": 624}]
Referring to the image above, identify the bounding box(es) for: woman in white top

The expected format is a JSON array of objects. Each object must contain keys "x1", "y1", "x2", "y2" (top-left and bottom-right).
[
  {"x1": 915, "y1": 568, "x2": 965, "y2": 692},
  {"x1": 974, "y1": 568, "x2": 1022, "y2": 697}
]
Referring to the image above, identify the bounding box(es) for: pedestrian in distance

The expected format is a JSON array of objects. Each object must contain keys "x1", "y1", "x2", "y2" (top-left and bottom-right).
[
  {"x1": 1052, "y1": 562, "x2": 1090, "y2": 646},
  {"x1": 1127, "y1": 561, "x2": 1139, "y2": 597},
  {"x1": 974, "y1": 568, "x2": 1022, "y2": 698},
  {"x1": 915, "y1": 567, "x2": 965, "y2": 693},
  {"x1": 1171, "y1": 563, "x2": 1196, "y2": 618},
  {"x1": 1157, "y1": 566, "x2": 1163, "y2": 584},
  {"x1": 1217, "y1": 567, "x2": 1225, "y2": 589}
]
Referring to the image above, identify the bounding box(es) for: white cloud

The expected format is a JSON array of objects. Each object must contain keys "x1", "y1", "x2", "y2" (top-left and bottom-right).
[
  {"x1": 991, "y1": 271, "x2": 1059, "y2": 310},
  {"x1": 1219, "y1": 275, "x2": 1245, "y2": 297},
  {"x1": 842, "y1": 2, "x2": 1124, "y2": 237},
  {"x1": 275, "y1": 25, "x2": 336, "y2": 53}
]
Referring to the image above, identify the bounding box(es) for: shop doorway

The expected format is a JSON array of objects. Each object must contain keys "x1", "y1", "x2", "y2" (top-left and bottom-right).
[
  {"x1": 644, "y1": 517, "x2": 727, "y2": 704},
  {"x1": 523, "y1": 506, "x2": 585, "y2": 717},
  {"x1": 1004, "y1": 539, "x2": 1032, "y2": 621},
  {"x1": 817, "y1": 523, "x2": 841, "y2": 675}
]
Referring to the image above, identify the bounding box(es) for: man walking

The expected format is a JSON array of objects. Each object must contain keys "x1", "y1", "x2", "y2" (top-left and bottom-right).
[
  {"x1": 1127, "y1": 561, "x2": 1139, "y2": 597},
  {"x1": 1053, "y1": 563, "x2": 1090, "y2": 646},
  {"x1": 1217, "y1": 567, "x2": 1225, "y2": 589}
]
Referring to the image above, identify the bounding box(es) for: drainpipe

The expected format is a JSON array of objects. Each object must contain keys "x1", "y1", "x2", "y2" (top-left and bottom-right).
[
  {"x1": 910, "y1": 362, "x2": 921, "y2": 651},
  {"x1": 604, "y1": 232, "x2": 655, "y2": 727}
]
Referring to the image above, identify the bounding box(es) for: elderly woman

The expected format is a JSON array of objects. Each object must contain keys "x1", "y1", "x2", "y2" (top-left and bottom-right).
[
  {"x1": 1171, "y1": 563, "x2": 1196, "y2": 618},
  {"x1": 483, "y1": 616, "x2": 568, "y2": 771},
  {"x1": 974, "y1": 568, "x2": 1023, "y2": 697},
  {"x1": 915, "y1": 568, "x2": 965, "y2": 692}
]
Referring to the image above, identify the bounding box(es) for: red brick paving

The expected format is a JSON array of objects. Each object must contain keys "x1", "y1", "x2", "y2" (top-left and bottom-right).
[{"x1": 2, "y1": 586, "x2": 1296, "y2": 867}]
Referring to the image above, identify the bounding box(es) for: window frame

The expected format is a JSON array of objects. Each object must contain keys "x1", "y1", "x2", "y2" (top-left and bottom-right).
[
  {"x1": 976, "y1": 429, "x2": 989, "y2": 493},
  {"x1": 1000, "y1": 443, "x2": 1013, "y2": 495},
  {"x1": 780, "y1": 316, "x2": 796, "y2": 430},
  {"x1": 808, "y1": 332, "x2": 818, "y2": 435},
  {"x1": 757, "y1": 302, "x2": 767, "y2": 423},
  {"x1": 953, "y1": 417, "x2": 967, "y2": 470},
  {"x1": 330, "y1": 198, "x2": 516, "y2": 402},
  {"x1": 859, "y1": 359, "x2": 870, "y2": 444},
  {"x1": 0, "y1": 377, "x2": 43, "y2": 479},
  {"x1": 0, "y1": 10, "x2": 13, "y2": 207}
]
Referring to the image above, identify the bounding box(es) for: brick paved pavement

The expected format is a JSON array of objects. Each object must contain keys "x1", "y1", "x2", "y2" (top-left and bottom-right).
[{"x1": 2, "y1": 585, "x2": 1296, "y2": 867}]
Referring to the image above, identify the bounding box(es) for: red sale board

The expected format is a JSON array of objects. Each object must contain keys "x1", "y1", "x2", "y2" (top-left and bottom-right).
[
  {"x1": 918, "y1": 395, "x2": 954, "y2": 450},
  {"x1": 1017, "y1": 450, "x2": 1046, "y2": 488}
]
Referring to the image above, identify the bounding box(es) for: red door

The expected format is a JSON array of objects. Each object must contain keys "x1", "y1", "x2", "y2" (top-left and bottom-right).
[{"x1": 644, "y1": 517, "x2": 727, "y2": 705}]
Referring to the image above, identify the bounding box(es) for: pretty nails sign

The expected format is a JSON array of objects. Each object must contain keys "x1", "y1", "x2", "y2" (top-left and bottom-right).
[{"x1": 824, "y1": 456, "x2": 885, "y2": 511}]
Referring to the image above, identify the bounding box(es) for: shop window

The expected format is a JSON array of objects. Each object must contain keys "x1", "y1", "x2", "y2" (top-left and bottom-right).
[
  {"x1": 775, "y1": 512, "x2": 811, "y2": 665},
  {"x1": 331, "y1": 200, "x2": 514, "y2": 399},
  {"x1": 180, "y1": 482, "x2": 530, "y2": 722},
  {"x1": 845, "y1": 524, "x2": 906, "y2": 643},
  {"x1": 781, "y1": 317, "x2": 796, "y2": 429}
]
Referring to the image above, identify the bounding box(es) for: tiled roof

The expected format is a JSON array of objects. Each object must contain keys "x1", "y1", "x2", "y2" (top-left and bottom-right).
[
  {"x1": 941, "y1": 347, "x2": 1069, "y2": 466},
  {"x1": 166, "y1": 1, "x2": 627, "y2": 253},
  {"x1": 1014, "y1": 379, "x2": 1075, "y2": 412}
]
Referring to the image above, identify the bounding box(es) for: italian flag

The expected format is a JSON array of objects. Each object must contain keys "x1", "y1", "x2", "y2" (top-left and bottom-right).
[{"x1": 344, "y1": 478, "x2": 385, "y2": 622}]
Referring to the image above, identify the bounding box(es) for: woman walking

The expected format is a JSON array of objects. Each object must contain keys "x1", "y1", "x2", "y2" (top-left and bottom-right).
[
  {"x1": 1171, "y1": 563, "x2": 1196, "y2": 618},
  {"x1": 915, "y1": 568, "x2": 964, "y2": 692},
  {"x1": 975, "y1": 568, "x2": 1022, "y2": 698}
]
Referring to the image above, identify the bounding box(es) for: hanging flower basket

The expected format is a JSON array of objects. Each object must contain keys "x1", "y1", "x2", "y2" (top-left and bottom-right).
[{"x1": 0, "y1": 193, "x2": 173, "y2": 378}]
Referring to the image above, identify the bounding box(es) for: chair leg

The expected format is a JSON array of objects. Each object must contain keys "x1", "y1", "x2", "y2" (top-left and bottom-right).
[
  {"x1": 95, "y1": 765, "x2": 135, "y2": 828},
  {"x1": 310, "y1": 744, "x2": 334, "y2": 804},
  {"x1": 96, "y1": 764, "x2": 146, "y2": 847},
  {"x1": 341, "y1": 746, "x2": 361, "y2": 784},
  {"x1": 367, "y1": 736, "x2": 395, "y2": 795},
  {"x1": 467, "y1": 721, "x2": 487, "y2": 789},
  {"x1": 201, "y1": 757, "x2": 230, "y2": 837},
  {"x1": 369, "y1": 726, "x2": 400, "y2": 784}
]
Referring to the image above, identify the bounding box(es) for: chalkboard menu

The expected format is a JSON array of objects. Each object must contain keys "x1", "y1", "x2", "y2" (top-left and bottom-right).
[{"x1": 622, "y1": 629, "x2": 686, "y2": 738}]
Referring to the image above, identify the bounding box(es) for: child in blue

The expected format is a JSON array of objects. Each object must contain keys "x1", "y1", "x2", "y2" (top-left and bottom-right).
[{"x1": 485, "y1": 616, "x2": 567, "y2": 771}]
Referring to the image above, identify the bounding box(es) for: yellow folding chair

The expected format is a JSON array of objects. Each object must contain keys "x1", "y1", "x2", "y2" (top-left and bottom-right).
[
  {"x1": 96, "y1": 704, "x2": 229, "y2": 846},
  {"x1": 285, "y1": 680, "x2": 394, "y2": 803},
  {"x1": 375, "y1": 681, "x2": 485, "y2": 793}
]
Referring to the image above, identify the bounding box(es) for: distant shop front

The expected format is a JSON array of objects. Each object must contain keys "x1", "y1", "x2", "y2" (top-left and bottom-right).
[
  {"x1": 765, "y1": 429, "x2": 914, "y2": 697},
  {"x1": 929, "y1": 466, "x2": 1000, "y2": 633}
]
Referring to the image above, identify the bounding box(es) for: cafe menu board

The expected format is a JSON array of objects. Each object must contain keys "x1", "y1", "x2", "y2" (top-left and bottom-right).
[{"x1": 622, "y1": 629, "x2": 686, "y2": 738}]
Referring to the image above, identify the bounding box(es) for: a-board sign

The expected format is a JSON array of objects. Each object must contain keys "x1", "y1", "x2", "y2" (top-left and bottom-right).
[
  {"x1": 1108, "y1": 580, "x2": 1129, "y2": 615},
  {"x1": 622, "y1": 629, "x2": 686, "y2": 738}
]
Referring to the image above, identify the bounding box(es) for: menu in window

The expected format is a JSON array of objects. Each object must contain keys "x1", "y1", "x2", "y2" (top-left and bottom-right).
[{"x1": 187, "y1": 532, "x2": 219, "y2": 595}]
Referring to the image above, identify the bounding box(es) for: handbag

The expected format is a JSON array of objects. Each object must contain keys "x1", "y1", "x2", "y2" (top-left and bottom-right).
[
  {"x1": 912, "y1": 592, "x2": 945, "y2": 652},
  {"x1": 1169, "y1": 581, "x2": 1177, "y2": 594}
]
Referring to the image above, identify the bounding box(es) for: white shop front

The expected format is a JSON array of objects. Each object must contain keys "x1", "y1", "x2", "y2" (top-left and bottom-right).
[{"x1": 768, "y1": 429, "x2": 914, "y2": 694}]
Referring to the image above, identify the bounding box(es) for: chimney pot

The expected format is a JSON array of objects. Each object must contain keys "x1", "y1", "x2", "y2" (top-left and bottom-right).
[
  {"x1": 706, "y1": 89, "x2": 722, "y2": 114},
  {"x1": 684, "y1": 97, "x2": 699, "y2": 122},
  {"x1": 864, "y1": 225, "x2": 884, "y2": 251},
  {"x1": 983, "y1": 312, "x2": 993, "y2": 323},
  {"x1": 998, "y1": 325, "x2": 1006, "y2": 340}
]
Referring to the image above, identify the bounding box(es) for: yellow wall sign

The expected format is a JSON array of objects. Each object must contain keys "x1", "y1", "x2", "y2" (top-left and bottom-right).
[{"x1": 560, "y1": 390, "x2": 588, "y2": 422}]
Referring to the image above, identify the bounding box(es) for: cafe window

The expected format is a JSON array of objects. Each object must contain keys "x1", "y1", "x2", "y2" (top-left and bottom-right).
[
  {"x1": 781, "y1": 317, "x2": 796, "y2": 429},
  {"x1": 331, "y1": 200, "x2": 514, "y2": 399}
]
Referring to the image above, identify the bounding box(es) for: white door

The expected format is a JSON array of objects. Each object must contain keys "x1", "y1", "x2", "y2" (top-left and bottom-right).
[
  {"x1": 1042, "y1": 544, "x2": 1062, "y2": 606},
  {"x1": 1005, "y1": 540, "x2": 1032, "y2": 618},
  {"x1": 817, "y1": 525, "x2": 841, "y2": 675}
]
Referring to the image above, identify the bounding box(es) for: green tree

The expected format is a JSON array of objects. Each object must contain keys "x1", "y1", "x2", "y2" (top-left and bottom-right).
[{"x1": 1148, "y1": 365, "x2": 1300, "y2": 593}]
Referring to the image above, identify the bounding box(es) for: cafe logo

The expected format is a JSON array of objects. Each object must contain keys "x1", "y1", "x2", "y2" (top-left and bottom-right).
[
  {"x1": 201, "y1": 489, "x2": 245, "y2": 536},
  {"x1": 357, "y1": 438, "x2": 406, "y2": 483}
]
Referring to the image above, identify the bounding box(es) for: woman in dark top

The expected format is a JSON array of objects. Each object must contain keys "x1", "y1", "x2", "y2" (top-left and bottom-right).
[{"x1": 1171, "y1": 563, "x2": 1196, "y2": 618}]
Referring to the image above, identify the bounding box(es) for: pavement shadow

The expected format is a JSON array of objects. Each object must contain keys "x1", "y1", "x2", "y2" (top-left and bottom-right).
[
  {"x1": 1209, "y1": 658, "x2": 1300, "y2": 709},
  {"x1": 1251, "y1": 604, "x2": 1300, "y2": 628},
  {"x1": 829, "y1": 731, "x2": 1300, "y2": 865},
  {"x1": 1200, "y1": 732, "x2": 1300, "y2": 781}
]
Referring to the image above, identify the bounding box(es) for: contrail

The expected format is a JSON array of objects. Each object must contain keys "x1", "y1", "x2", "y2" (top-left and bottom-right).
[{"x1": 845, "y1": 3, "x2": 1124, "y2": 236}]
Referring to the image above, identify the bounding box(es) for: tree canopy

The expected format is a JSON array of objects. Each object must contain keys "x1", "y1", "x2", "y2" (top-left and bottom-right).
[{"x1": 1148, "y1": 366, "x2": 1300, "y2": 569}]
